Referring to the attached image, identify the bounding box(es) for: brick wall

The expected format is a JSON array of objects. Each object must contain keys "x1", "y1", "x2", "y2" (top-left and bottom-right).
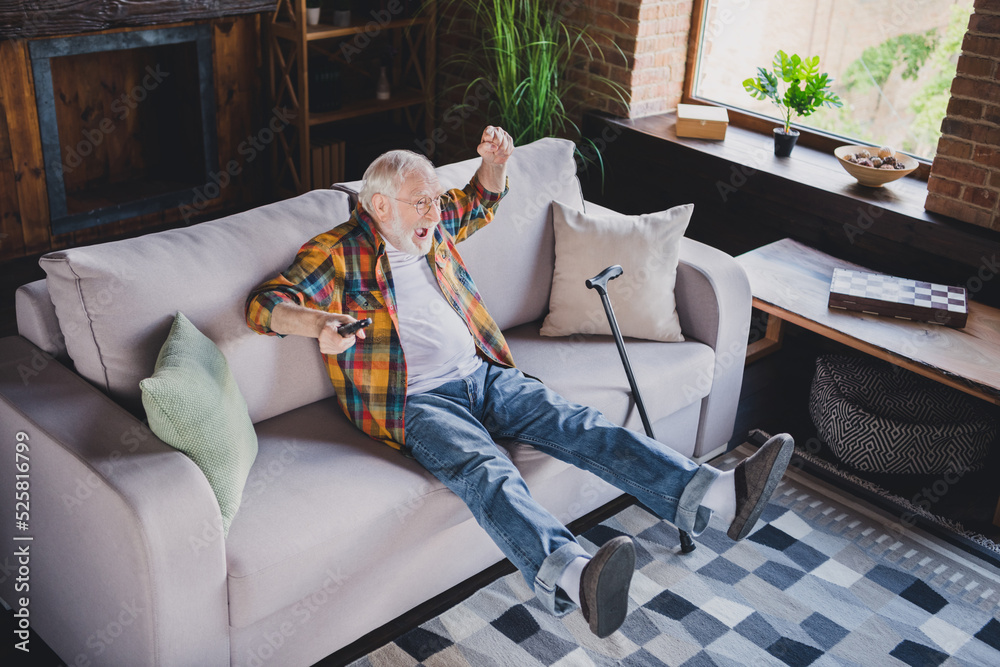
[
  {"x1": 431, "y1": 0, "x2": 1000, "y2": 235},
  {"x1": 925, "y1": 0, "x2": 1000, "y2": 232},
  {"x1": 569, "y1": 0, "x2": 693, "y2": 118},
  {"x1": 432, "y1": 0, "x2": 694, "y2": 164}
]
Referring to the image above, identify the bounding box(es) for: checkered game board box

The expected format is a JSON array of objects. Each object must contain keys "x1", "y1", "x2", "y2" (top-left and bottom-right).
[{"x1": 828, "y1": 268, "x2": 969, "y2": 328}]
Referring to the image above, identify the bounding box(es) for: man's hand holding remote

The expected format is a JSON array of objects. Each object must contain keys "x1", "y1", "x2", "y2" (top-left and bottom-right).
[{"x1": 271, "y1": 302, "x2": 366, "y2": 355}]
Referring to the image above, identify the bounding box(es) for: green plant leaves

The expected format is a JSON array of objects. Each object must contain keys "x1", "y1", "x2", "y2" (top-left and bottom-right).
[
  {"x1": 745, "y1": 50, "x2": 842, "y2": 128},
  {"x1": 841, "y1": 29, "x2": 938, "y2": 92},
  {"x1": 805, "y1": 73, "x2": 843, "y2": 108},
  {"x1": 743, "y1": 67, "x2": 778, "y2": 101},
  {"x1": 803, "y1": 55, "x2": 820, "y2": 78},
  {"x1": 439, "y1": 0, "x2": 627, "y2": 148},
  {"x1": 774, "y1": 50, "x2": 801, "y2": 81}
]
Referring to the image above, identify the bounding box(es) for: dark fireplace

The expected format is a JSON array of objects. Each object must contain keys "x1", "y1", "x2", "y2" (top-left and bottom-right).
[{"x1": 28, "y1": 24, "x2": 218, "y2": 235}]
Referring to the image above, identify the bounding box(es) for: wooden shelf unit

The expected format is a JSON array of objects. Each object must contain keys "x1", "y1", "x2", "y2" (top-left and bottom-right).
[
  {"x1": 270, "y1": 16, "x2": 431, "y2": 41},
  {"x1": 267, "y1": 0, "x2": 436, "y2": 197}
]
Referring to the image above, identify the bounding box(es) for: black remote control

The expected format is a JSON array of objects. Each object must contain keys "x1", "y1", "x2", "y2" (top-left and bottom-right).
[{"x1": 337, "y1": 317, "x2": 372, "y2": 337}]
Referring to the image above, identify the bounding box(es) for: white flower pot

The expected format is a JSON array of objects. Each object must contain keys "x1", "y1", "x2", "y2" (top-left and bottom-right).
[{"x1": 306, "y1": 7, "x2": 321, "y2": 25}]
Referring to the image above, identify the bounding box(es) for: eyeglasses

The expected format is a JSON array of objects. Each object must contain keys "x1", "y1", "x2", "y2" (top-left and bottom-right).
[{"x1": 393, "y1": 195, "x2": 442, "y2": 217}]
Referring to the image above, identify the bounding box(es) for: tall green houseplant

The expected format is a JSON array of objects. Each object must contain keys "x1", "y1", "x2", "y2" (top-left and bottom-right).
[{"x1": 440, "y1": 0, "x2": 625, "y2": 149}]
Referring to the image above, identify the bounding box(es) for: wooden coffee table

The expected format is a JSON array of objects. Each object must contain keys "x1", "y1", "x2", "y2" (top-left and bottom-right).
[{"x1": 736, "y1": 238, "x2": 1000, "y2": 526}]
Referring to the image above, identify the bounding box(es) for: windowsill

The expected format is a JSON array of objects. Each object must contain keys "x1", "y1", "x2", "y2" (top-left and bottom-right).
[
  {"x1": 602, "y1": 111, "x2": 1000, "y2": 265},
  {"x1": 618, "y1": 112, "x2": 935, "y2": 217}
]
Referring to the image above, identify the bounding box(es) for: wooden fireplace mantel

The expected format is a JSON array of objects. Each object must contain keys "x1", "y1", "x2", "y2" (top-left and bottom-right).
[{"x1": 0, "y1": 1, "x2": 275, "y2": 39}]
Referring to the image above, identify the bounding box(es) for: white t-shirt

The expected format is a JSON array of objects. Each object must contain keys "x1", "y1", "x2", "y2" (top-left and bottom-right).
[{"x1": 384, "y1": 241, "x2": 483, "y2": 394}]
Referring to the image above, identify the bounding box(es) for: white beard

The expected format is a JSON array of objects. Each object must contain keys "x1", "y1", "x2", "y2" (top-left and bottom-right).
[{"x1": 381, "y1": 202, "x2": 434, "y2": 256}]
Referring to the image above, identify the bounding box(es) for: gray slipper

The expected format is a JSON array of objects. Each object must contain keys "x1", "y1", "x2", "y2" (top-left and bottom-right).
[
  {"x1": 579, "y1": 536, "x2": 635, "y2": 638},
  {"x1": 727, "y1": 433, "x2": 795, "y2": 541}
]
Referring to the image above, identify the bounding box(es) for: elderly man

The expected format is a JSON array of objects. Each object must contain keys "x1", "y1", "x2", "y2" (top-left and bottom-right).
[{"x1": 246, "y1": 126, "x2": 793, "y2": 638}]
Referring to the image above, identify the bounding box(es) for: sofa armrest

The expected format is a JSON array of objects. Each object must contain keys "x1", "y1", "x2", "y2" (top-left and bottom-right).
[
  {"x1": 15, "y1": 279, "x2": 68, "y2": 363},
  {"x1": 0, "y1": 336, "x2": 229, "y2": 666},
  {"x1": 582, "y1": 201, "x2": 751, "y2": 459},
  {"x1": 673, "y1": 237, "x2": 752, "y2": 459}
]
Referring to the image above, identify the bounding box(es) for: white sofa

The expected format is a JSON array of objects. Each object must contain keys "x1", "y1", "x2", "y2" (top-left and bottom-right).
[{"x1": 0, "y1": 138, "x2": 751, "y2": 666}]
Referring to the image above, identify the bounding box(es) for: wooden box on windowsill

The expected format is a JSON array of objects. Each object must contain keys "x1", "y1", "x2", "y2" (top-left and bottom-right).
[{"x1": 676, "y1": 104, "x2": 729, "y2": 140}]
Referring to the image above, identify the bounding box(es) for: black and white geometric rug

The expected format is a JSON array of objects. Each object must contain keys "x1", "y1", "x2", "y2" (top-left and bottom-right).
[{"x1": 348, "y1": 443, "x2": 1000, "y2": 666}]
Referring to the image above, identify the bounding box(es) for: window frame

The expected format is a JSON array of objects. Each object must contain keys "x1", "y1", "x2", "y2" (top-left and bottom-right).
[{"x1": 682, "y1": 0, "x2": 935, "y2": 180}]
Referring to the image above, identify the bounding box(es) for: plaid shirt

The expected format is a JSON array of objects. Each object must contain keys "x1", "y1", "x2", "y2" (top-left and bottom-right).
[{"x1": 246, "y1": 175, "x2": 514, "y2": 450}]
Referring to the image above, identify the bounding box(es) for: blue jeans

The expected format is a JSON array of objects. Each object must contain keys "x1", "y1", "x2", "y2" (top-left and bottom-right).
[{"x1": 403, "y1": 362, "x2": 719, "y2": 616}]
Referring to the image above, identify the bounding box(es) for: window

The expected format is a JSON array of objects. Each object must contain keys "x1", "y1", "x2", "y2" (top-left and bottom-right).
[{"x1": 689, "y1": 0, "x2": 972, "y2": 161}]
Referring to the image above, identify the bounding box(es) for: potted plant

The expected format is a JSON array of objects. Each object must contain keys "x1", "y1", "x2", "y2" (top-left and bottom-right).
[
  {"x1": 305, "y1": 0, "x2": 322, "y2": 26},
  {"x1": 437, "y1": 0, "x2": 626, "y2": 161},
  {"x1": 743, "y1": 50, "x2": 843, "y2": 157},
  {"x1": 332, "y1": 0, "x2": 351, "y2": 27}
]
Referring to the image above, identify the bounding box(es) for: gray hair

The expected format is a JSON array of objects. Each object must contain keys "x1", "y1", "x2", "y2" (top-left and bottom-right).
[{"x1": 359, "y1": 150, "x2": 435, "y2": 212}]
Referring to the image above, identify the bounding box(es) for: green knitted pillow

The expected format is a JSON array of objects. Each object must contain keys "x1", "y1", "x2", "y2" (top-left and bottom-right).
[{"x1": 140, "y1": 312, "x2": 258, "y2": 537}]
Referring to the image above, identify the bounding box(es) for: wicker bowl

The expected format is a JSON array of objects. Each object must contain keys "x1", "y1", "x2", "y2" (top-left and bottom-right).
[{"x1": 834, "y1": 145, "x2": 918, "y2": 187}]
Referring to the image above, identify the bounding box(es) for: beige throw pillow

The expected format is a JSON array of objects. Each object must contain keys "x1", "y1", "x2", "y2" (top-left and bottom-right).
[{"x1": 540, "y1": 201, "x2": 693, "y2": 342}]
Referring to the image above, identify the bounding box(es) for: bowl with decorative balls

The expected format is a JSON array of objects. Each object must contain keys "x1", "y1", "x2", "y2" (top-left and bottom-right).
[{"x1": 834, "y1": 145, "x2": 919, "y2": 187}]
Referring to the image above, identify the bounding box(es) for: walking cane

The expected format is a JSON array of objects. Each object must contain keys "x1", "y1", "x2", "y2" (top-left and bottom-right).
[{"x1": 586, "y1": 265, "x2": 696, "y2": 554}]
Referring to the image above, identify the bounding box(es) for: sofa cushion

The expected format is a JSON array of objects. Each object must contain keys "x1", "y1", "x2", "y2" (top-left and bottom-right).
[
  {"x1": 504, "y1": 321, "x2": 715, "y2": 433},
  {"x1": 39, "y1": 189, "x2": 354, "y2": 422},
  {"x1": 223, "y1": 397, "x2": 617, "y2": 629},
  {"x1": 140, "y1": 312, "x2": 258, "y2": 537},
  {"x1": 541, "y1": 201, "x2": 692, "y2": 342},
  {"x1": 337, "y1": 137, "x2": 585, "y2": 331}
]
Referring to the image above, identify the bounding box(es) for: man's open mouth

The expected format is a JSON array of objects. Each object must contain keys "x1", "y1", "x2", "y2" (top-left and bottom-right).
[{"x1": 415, "y1": 227, "x2": 430, "y2": 239}]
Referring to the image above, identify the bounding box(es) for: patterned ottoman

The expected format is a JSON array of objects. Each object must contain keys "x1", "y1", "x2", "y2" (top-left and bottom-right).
[{"x1": 808, "y1": 354, "x2": 998, "y2": 474}]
